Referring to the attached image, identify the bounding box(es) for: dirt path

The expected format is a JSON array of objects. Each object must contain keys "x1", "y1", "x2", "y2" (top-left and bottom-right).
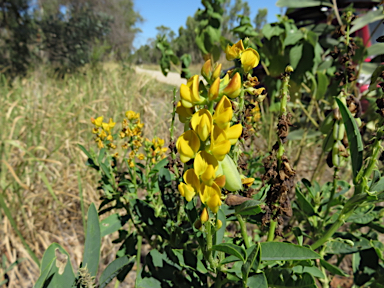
[{"x1": 135, "y1": 66, "x2": 186, "y2": 87}]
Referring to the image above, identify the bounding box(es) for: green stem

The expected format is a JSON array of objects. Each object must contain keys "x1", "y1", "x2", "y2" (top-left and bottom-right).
[
  {"x1": 324, "y1": 168, "x2": 338, "y2": 219},
  {"x1": 205, "y1": 221, "x2": 216, "y2": 271},
  {"x1": 267, "y1": 220, "x2": 277, "y2": 242},
  {"x1": 114, "y1": 279, "x2": 120, "y2": 288},
  {"x1": 135, "y1": 235, "x2": 143, "y2": 285},
  {"x1": 236, "y1": 214, "x2": 250, "y2": 248}
]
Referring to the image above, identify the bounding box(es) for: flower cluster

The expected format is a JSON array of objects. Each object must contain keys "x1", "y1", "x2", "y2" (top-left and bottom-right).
[
  {"x1": 225, "y1": 39, "x2": 260, "y2": 73},
  {"x1": 91, "y1": 116, "x2": 116, "y2": 149},
  {"x1": 144, "y1": 137, "x2": 168, "y2": 164}
]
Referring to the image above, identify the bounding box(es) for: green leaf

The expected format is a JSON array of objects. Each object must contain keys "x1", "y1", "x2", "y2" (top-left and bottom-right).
[
  {"x1": 78, "y1": 144, "x2": 93, "y2": 159},
  {"x1": 262, "y1": 24, "x2": 284, "y2": 40},
  {"x1": 324, "y1": 237, "x2": 371, "y2": 254},
  {"x1": 320, "y1": 259, "x2": 349, "y2": 277},
  {"x1": 234, "y1": 200, "x2": 262, "y2": 216},
  {"x1": 292, "y1": 265, "x2": 325, "y2": 279},
  {"x1": 335, "y1": 98, "x2": 363, "y2": 181},
  {"x1": 295, "y1": 187, "x2": 316, "y2": 216},
  {"x1": 82, "y1": 203, "x2": 101, "y2": 277},
  {"x1": 33, "y1": 243, "x2": 75, "y2": 288},
  {"x1": 289, "y1": 44, "x2": 303, "y2": 70},
  {"x1": 100, "y1": 162, "x2": 112, "y2": 179},
  {"x1": 350, "y1": 7, "x2": 384, "y2": 34},
  {"x1": 221, "y1": 255, "x2": 241, "y2": 265},
  {"x1": 261, "y1": 242, "x2": 320, "y2": 261},
  {"x1": 99, "y1": 256, "x2": 135, "y2": 288},
  {"x1": 214, "y1": 209, "x2": 226, "y2": 245},
  {"x1": 100, "y1": 214, "x2": 130, "y2": 237},
  {"x1": 276, "y1": 0, "x2": 332, "y2": 8},
  {"x1": 34, "y1": 257, "x2": 55, "y2": 288},
  {"x1": 315, "y1": 71, "x2": 329, "y2": 100},
  {"x1": 367, "y1": 43, "x2": 384, "y2": 56},
  {"x1": 369, "y1": 66, "x2": 384, "y2": 91},
  {"x1": 305, "y1": 31, "x2": 318, "y2": 48},
  {"x1": 212, "y1": 243, "x2": 246, "y2": 262},
  {"x1": 247, "y1": 272, "x2": 268, "y2": 288},
  {"x1": 265, "y1": 267, "x2": 317, "y2": 288},
  {"x1": 284, "y1": 31, "x2": 303, "y2": 46},
  {"x1": 242, "y1": 244, "x2": 261, "y2": 282}
]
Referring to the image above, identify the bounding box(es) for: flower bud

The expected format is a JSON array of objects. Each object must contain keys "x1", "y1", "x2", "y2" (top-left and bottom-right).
[
  {"x1": 212, "y1": 63, "x2": 222, "y2": 80},
  {"x1": 200, "y1": 207, "x2": 209, "y2": 223},
  {"x1": 201, "y1": 59, "x2": 212, "y2": 81},
  {"x1": 216, "y1": 219, "x2": 223, "y2": 229},
  {"x1": 221, "y1": 73, "x2": 242, "y2": 99},
  {"x1": 194, "y1": 219, "x2": 202, "y2": 230},
  {"x1": 208, "y1": 77, "x2": 220, "y2": 101}
]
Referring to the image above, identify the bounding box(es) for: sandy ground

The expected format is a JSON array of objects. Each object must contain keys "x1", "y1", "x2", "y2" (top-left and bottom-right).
[{"x1": 135, "y1": 66, "x2": 186, "y2": 87}]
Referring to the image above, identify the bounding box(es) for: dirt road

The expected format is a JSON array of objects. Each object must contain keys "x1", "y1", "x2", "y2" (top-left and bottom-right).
[{"x1": 135, "y1": 66, "x2": 186, "y2": 87}]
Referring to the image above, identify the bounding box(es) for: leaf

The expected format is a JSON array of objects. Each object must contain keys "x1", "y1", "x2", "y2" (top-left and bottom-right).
[
  {"x1": 82, "y1": 203, "x2": 101, "y2": 277},
  {"x1": 214, "y1": 209, "x2": 226, "y2": 245},
  {"x1": 301, "y1": 178, "x2": 317, "y2": 198},
  {"x1": 247, "y1": 272, "x2": 268, "y2": 288},
  {"x1": 320, "y1": 259, "x2": 349, "y2": 277},
  {"x1": 335, "y1": 98, "x2": 363, "y2": 181},
  {"x1": 261, "y1": 242, "x2": 320, "y2": 261},
  {"x1": 290, "y1": 44, "x2": 303, "y2": 69},
  {"x1": 324, "y1": 237, "x2": 371, "y2": 254},
  {"x1": 221, "y1": 255, "x2": 241, "y2": 265},
  {"x1": 367, "y1": 43, "x2": 384, "y2": 56},
  {"x1": 292, "y1": 265, "x2": 325, "y2": 279},
  {"x1": 100, "y1": 162, "x2": 112, "y2": 179},
  {"x1": 33, "y1": 243, "x2": 75, "y2": 288},
  {"x1": 242, "y1": 244, "x2": 261, "y2": 282},
  {"x1": 306, "y1": 31, "x2": 318, "y2": 48},
  {"x1": 350, "y1": 7, "x2": 384, "y2": 34},
  {"x1": 265, "y1": 267, "x2": 317, "y2": 288},
  {"x1": 262, "y1": 24, "x2": 285, "y2": 40},
  {"x1": 369, "y1": 66, "x2": 384, "y2": 91},
  {"x1": 234, "y1": 199, "x2": 262, "y2": 216},
  {"x1": 99, "y1": 256, "x2": 135, "y2": 288},
  {"x1": 295, "y1": 187, "x2": 316, "y2": 216},
  {"x1": 100, "y1": 214, "x2": 130, "y2": 237},
  {"x1": 276, "y1": 0, "x2": 332, "y2": 8},
  {"x1": 315, "y1": 71, "x2": 329, "y2": 100},
  {"x1": 78, "y1": 144, "x2": 93, "y2": 159},
  {"x1": 212, "y1": 243, "x2": 246, "y2": 262},
  {"x1": 284, "y1": 31, "x2": 303, "y2": 46}
]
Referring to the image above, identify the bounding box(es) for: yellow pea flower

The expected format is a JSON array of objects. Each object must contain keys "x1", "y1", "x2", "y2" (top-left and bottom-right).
[
  {"x1": 221, "y1": 72, "x2": 242, "y2": 99},
  {"x1": 176, "y1": 101, "x2": 193, "y2": 123},
  {"x1": 241, "y1": 177, "x2": 255, "y2": 187},
  {"x1": 241, "y1": 48, "x2": 260, "y2": 73},
  {"x1": 214, "y1": 174, "x2": 226, "y2": 188},
  {"x1": 212, "y1": 63, "x2": 222, "y2": 80},
  {"x1": 92, "y1": 116, "x2": 103, "y2": 127},
  {"x1": 191, "y1": 109, "x2": 213, "y2": 141},
  {"x1": 194, "y1": 151, "x2": 218, "y2": 186},
  {"x1": 225, "y1": 40, "x2": 245, "y2": 61},
  {"x1": 213, "y1": 96, "x2": 233, "y2": 130},
  {"x1": 210, "y1": 125, "x2": 231, "y2": 161},
  {"x1": 208, "y1": 77, "x2": 220, "y2": 101},
  {"x1": 178, "y1": 169, "x2": 200, "y2": 201},
  {"x1": 102, "y1": 118, "x2": 116, "y2": 133},
  {"x1": 225, "y1": 123, "x2": 243, "y2": 145},
  {"x1": 180, "y1": 75, "x2": 204, "y2": 108},
  {"x1": 200, "y1": 183, "x2": 222, "y2": 213},
  {"x1": 126, "y1": 110, "x2": 139, "y2": 120},
  {"x1": 201, "y1": 59, "x2": 222, "y2": 83},
  {"x1": 176, "y1": 130, "x2": 200, "y2": 163}
]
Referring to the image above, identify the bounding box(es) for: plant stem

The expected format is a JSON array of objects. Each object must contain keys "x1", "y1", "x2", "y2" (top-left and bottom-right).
[
  {"x1": 135, "y1": 234, "x2": 143, "y2": 285},
  {"x1": 236, "y1": 214, "x2": 250, "y2": 248},
  {"x1": 267, "y1": 220, "x2": 277, "y2": 242},
  {"x1": 324, "y1": 168, "x2": 338, "y2": 219},
  {"x1": 205, "y1": 221, "x2": 216, "y2": 271}
]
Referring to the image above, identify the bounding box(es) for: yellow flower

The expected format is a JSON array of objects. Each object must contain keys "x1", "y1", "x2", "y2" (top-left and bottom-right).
[
  {"x1": 208, "y1": 77, "x2": 220, "y2": 101},
  {"x1": 133, "y1": 140, "x2": 142, "y2": 147},
  {"x1": 99, "y1": 130, "x2": 107, "y2": 140},
  {"x1": 214, "y1": 175, "x2": 226, "y2": 188},
  {"x1": 176, "y1": 101, "x2": 193, "y2": 123},
  {"x1": 213, "y1": 96, "x2": 233, "y2": 130},
  {"x1": 92, "y1": 128, "x2": 99, "y2": 134},
  {"x1": 96, "y1": 139, "x2": 104, "y2": 149},
  {"x1": 200, "y1": 207, "x2": 209, "y2": 223},
  {"x1": 137, "y1": 153, "x2": 145, "y2": 160},
  {"x1": 210, "y1": 125, "x2": 231, "y2": 161},
  {"x1": 200, "y1": 183, "x2": 222, "y2": 213},
  {"x1": 178, "y1": 169, "x2": 200, "y2": 201},
  {"x1": 212, "y1": 63, "x2": 222, "y2": 81},
  {"x1": 225, "y1": 40, "x2": 245, "y2": 61},
  {"x1": 241, "y1": 48, "x2": 260, "y2": 73},
  {"x1": 92, "y1": 116, "x2": 103, "y2": 127},
  {"x1": 128, "y1": 159, "x2": 135, "y2": 168},
  {"x1": 180, "y1": 75, "x2": 204, "y2": 108},
  {"x1": 102, "y1": 118, "x2": 116, "y2": 133},
  {"x1": 225, "y1": 123, "x2": 242, "y2": 145},
  {"x1": 194, "y1": 151, "x2": 218, "y2": 186},
  {"x1": 126, "y1": 110, "x2": 139, "y2": 120},
  {"x1": 106, "y1": 134, "x2": 113, "y2": 141},
  {"x1": 201, "y1": 59, "x2": 212, "y2": 81},
  {"x1": 191, "y1": 109, "x2": 213, "y2": 142},
  {"x1": 176, "y1": 130, "x2": 200, "y2": 163},
  {"x1": 241, "y1": 177, "x2": 255, "y2": 187},
  {"x1": 221, "y1": 73, "x2": 242, "y2": 99}
]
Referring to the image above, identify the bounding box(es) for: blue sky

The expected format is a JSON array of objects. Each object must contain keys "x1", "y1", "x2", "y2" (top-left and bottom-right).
[{"x1": 133, "y1": 0, "x2": 284, "y2": 49}]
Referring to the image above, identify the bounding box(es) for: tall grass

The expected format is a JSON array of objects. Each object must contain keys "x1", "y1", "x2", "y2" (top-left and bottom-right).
[{"x1": 0, "y1": 63, "x2": 176, "y2": 287}]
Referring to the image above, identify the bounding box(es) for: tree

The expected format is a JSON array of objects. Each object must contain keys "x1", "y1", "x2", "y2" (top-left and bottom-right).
[
  {"x1": 222, "y1": 0, "x2": 251, "y2": 40},
  {"x1": 254, "y1": 8, "x2": 268, "y2": 33}
]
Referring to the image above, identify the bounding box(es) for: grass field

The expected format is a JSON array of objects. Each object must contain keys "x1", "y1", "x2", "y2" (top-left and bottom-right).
[{"x1": 0, "y1": 63, "x2": 177, "y2": 287}]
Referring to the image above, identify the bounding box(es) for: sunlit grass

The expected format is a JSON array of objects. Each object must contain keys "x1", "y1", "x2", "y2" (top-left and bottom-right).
[{"x1": 0, "y1": 64, "x2": 175, "y2": 286}]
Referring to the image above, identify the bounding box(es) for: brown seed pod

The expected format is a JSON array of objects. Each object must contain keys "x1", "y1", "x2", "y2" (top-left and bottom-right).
[{"x1": 225, "y1": 193, "x2": 250, "y2": 206}]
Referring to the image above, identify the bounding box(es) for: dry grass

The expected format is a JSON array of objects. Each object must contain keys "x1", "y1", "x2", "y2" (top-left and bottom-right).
[{"x1": 0, "y1": 63, "x2": 177, "y2": 287}]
